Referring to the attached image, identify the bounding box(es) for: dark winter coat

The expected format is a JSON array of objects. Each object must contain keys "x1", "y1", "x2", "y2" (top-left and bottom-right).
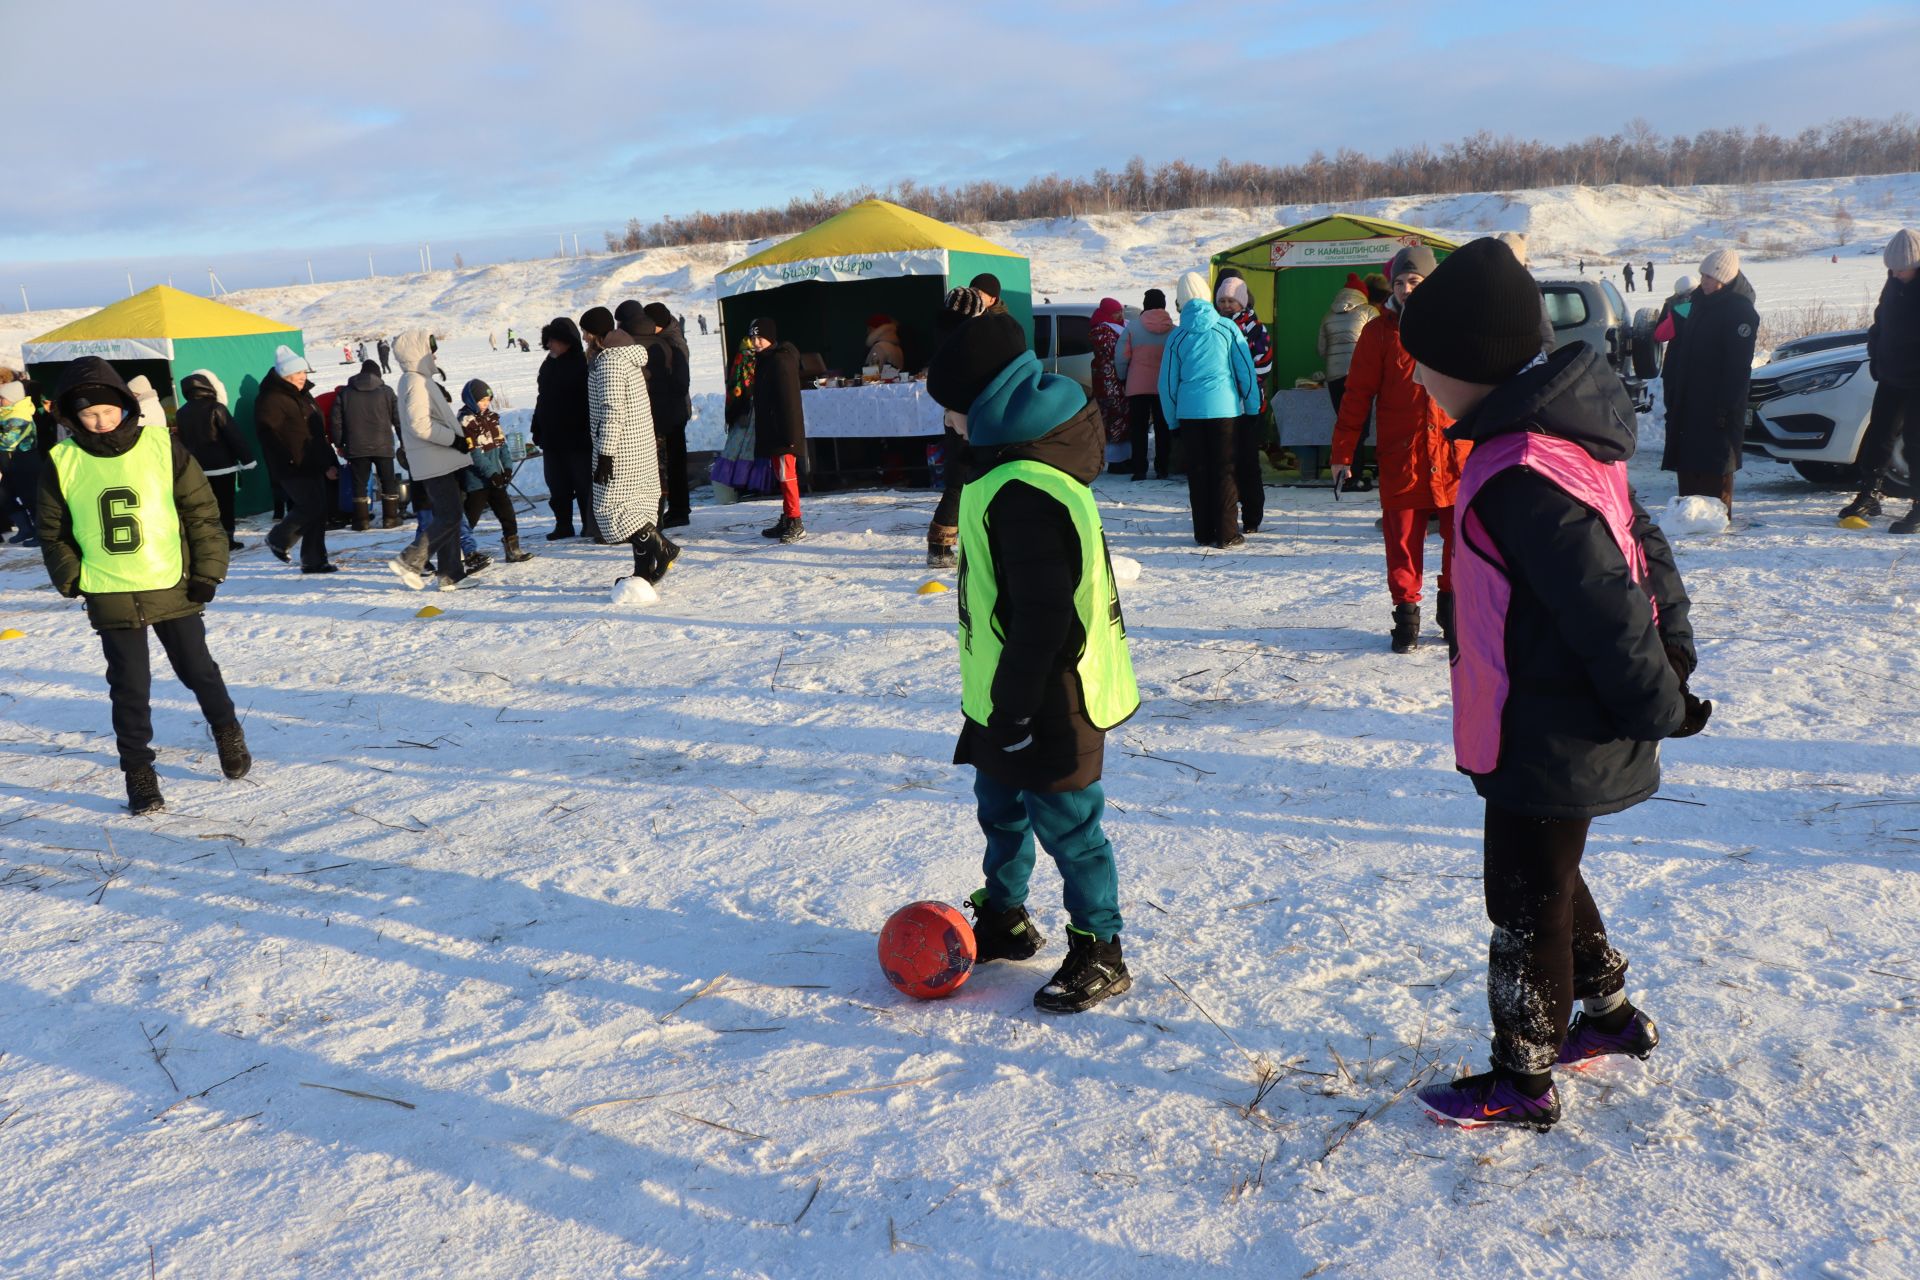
[
  {"x1": 955, "y1": 393, "x2": 1111, "y2": 794},
  {"x1": 253, "y1": 369, "x2": 334, "y2": 477},
  {"x1": 1450, "y1": 343, "x2": 1692, "y2": 819},
  {"x1": 752, "y1": 342, "x2": 807, "y2": 458},
  {"x1": 1867, "y1": 273, "x2": 1920, "y2": 390},
  {"x1": 532, "y1": 321, "x2": 592, "y2": 453},
  {"x1": 37, "y1": 360, "x2": 228, "y2": 631},
  {"x1": 615, "y1": 303, "x2": 685, "y2": 436},
  {"x1": 174, "y1": 373, "x2": 255, "y2": 474},
  {"x1": 1661, "y1": 273, "x2": 1758, "y2": 474},
  {"x1": 329, "y1": 362, "x2": 401, "y2": 458},
  {"x1": 653, "y1": 318, "x2": 694, "y2": 431}
]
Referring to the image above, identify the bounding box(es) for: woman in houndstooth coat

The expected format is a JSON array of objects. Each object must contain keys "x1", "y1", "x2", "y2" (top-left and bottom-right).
[{"x1": 581, "y1": 308, "x2": 676, "y2": 583}]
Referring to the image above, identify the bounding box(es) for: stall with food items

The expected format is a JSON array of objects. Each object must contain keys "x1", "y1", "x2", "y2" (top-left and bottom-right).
[
  {"x1": 714, "y1": 199, "x2": 1033, "y2": 486},
  {"x1": 1210, "y1": 215, "x2": 1456, "y2": 460}
]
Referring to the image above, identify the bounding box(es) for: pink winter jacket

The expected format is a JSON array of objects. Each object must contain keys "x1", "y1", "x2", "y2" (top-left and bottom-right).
[{"x1": 1115, "y1": 309, "x2": 1176, "y2": 398}]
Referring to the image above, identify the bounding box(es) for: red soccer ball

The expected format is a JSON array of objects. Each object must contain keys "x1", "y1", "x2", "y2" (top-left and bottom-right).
[{"x1": 877, "y1": 901, "x2": 977, "y2": 999}]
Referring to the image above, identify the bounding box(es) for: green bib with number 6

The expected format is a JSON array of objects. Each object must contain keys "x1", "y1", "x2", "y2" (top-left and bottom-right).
[{"x1": 50, "y1": 425, "x2": 183, "y2": 595}]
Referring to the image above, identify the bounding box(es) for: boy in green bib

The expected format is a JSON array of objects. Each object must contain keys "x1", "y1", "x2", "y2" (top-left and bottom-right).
[
  {"x1": 927, "y1": 314, "x2": 1141, "y2": 1013},
  {"x1": 38, "y1": 358, "x2": 250, "y2": 815}
]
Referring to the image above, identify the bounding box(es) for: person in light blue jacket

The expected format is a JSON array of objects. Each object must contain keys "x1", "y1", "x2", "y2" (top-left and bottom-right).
[{"x1": 1158, "y1": 271, "x2": 1260, "y2": 547}]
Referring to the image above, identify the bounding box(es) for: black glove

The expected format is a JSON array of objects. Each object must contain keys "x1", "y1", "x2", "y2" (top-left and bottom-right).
[
  {"x1": 487, "y1": 471, "x2": 511, "y2": 491},
  {"x1": 1671, "y1": 688, "x2": 1712, "y2": 738},
  {"x1": 186, "y1": 579, "x2": 218, "y2": 604},
  {"x1": 449, "y1": 434, "x2": 471, "y2": 452},
  {"x1": 1664, "y1": 642, "x2": 1696, "y2": 683},
  {"x1": 982, "y1": 715, "x2": 1035, "y2": 754},
  {"x1": 594, "y1": 453, "x2": 614, "y2": 484}
]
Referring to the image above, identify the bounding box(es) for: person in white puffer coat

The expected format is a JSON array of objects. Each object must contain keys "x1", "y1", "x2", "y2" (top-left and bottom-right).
[{"x1": 387, "y1": 328, "x2": 474, "y2": 590}]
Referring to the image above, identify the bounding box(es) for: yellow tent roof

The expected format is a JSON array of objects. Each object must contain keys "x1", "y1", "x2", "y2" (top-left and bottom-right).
[
  {"x1": 721, "y1": 199, "x2": 1021, "y2": 273},
  {"x1": 29, "y1": 285, "x2": 298, "y2": 344}
]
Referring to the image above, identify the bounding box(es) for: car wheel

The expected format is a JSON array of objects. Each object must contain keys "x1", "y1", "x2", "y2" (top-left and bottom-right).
[
  {"x1": 1630, "y1": 308, "x2": 1661, "y2": 379},
  {"x1": 1792, "y1": 460, "x2": 1862, "y2": 488}
]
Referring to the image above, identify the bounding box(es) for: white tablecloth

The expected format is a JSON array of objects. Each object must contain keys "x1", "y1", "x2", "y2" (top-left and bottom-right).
[{"x1": 800, "y1": 382, "x2": 946, "y2": 438}]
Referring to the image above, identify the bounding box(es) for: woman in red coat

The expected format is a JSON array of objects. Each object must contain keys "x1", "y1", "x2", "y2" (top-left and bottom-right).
[{"x1": 1330, "y1": 245, "x2": 1472, "y2": 653}]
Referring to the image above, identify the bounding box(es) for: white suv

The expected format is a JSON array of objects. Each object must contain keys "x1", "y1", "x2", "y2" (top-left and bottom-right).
[{"x1": 1742, "y1": 336, "x2": 1906, "y2": 495}]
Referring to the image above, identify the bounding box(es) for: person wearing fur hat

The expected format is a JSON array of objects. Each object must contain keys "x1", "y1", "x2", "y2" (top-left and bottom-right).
[
  {"x1": 1088, "y1": 298, "x2": 1130, "y2": 460},
  {"x1": 750, "y1": 317, "x2": 808, "y2": 542},
  {"x1": 457, "y1": 380, "x2": 533, "y2": 563},
  {"x1": 174, "y1": 370, "x2": 256, "y2": 549},
  {"x1": 253, "y1": 344, "x2": 338, "y2": 574},
  {"x1": 1159, "y1": 271, "x2": 1261, "y2": 548},
  {"x1": 1394, "y1": 238, "x2": 1706, "y2": 1131},
  {"x1": 37, "y1": 358, "x2": 252, "y2": 815},
  {"x1": 927, "y1": 285, "x2": 992, "y2": 567},
  {"x1": 927, "y1": 310, "x2": 1141, "y2": 1014},
  {"x1": 1837, "y1": 229, "x2": 1920, "y2": 530},
  {"x1": 582, "y1": 307, "x2": 676, "y2": 587},
  {"x1": 1114, "y1": 288, "x2": 1176, "y2": 480},
  {"x1": 1661, "y1": 247, "x2": 1758, "y2": 514},
  {"x1": 1331, "y1": 243, "x2": 1473, "y2": 652}
]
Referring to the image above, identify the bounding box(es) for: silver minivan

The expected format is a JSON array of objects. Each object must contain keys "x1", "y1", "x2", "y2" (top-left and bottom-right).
[{"x1": 1031, "y1": 303, "x2": 1099, "y2": 391}]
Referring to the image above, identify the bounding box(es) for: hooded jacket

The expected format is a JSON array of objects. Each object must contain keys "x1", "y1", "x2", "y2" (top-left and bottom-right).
[
  {"x1": 532, "y1": 318, "x2": 592, "y2": 452},
  {"x1": 393, "y1": 330, "x2": 469, "y2": 482},
  {"x1": 954, "y1": 350, "x2": 1113, "y2": 793},
  {"x1": 174, "y1": 370, "x2": 255, "y2": 475},
  {"x1": 329, "y1": 361, "x2": 401, "y2": 459},
  {"x1": 1449, "y1": 343, "x2": 1692, "y2": 818},
  {"x1": 253, "y1": 368, "x2": 332, "y2": 477},
  {"x1": 752, "y1": 342, "x2": 807, "y2": 458},
  {"x1": 1158, "y1": 298, "x2": 1260, "y2": 425},
  {"x1": 1331, "y1": 305, "x2": 1466, "y2": 511},
  {"x1": 1317, "y1": 288, "x2": 1374, "y2": 381},
  {"x1": 1867, "y1": 272, "x2": 1920, "y2": 390},
  {"x1": 37, "y1": 358, "x2": 228, "y2": 631},
  {"x1": 1114, "y1": 308, "x2": 1175, "y2": 398},
  {"x1": 1661, "y1": 272, "x2": 1758, "y2": 474}
]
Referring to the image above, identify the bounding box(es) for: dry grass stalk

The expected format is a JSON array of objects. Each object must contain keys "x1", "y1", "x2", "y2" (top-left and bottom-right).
[
  {"x1": 790, "y1": 1072, "x2": 947, "y2": 1102},
  {"x1": 298, "y1": 1082, "x2": 416, "y2": 1110}
]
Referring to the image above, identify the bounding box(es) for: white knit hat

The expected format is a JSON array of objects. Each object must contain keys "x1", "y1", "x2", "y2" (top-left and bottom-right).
[
  {"x1": 1175, "y1": 271, "x2": 1210, "y2": 309},
  {"x1": 1885, "y1": 229, "x2": 1920, "y2": 272},
  {"x1": 273, "y1": 344, "x2": 312, "y2": 377},
  {"x1": 1699, "y1": 249, "x2": 1741, "y2": 285},
  {"x1": 1672, "y1": 274, "x2": 1694, "y2": 295}
]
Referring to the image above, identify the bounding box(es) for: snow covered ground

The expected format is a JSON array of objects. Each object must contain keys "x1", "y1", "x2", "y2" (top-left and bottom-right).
[{"x1": 3, "y1": 435, "x2": 1919, "y2": 1276}]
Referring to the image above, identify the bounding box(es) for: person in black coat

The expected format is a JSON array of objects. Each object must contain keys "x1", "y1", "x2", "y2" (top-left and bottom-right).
[
  {"x1": 1396, "y1": 237, "x2": 1708, "y2": 1129},
  {"x1": 1661, "y1": 249, "x2": 1758, "y2": 513},
  {"x1": 532, "y1": 316, "x2": 599, "y2": 541},
  {"x1": 1838, "y1": 229, "x2": 1920, "y2": 528},
  {"x1": 253, "y1": 349, "x2": 337, "y2": 572},
  {"x1": 645, "y1": 302, "x2": 694, "y2": 527},
  {"x1": 328, "y1": 360, "x2": 403, "y2": 529},
  {"x1": 749, "y1": 318, "x2": 807, "y2": 541},
  {"x1": 173, "y1": 372, "x2": 256, "y2": 548}
]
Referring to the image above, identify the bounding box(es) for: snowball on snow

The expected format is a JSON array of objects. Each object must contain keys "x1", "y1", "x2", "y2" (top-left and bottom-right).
[
  {"x1": 1656, "y1": 495, "x2": 1730, "y2": 537},
  {"x1": 611, "y1": 576, "x2": 660, "y2": 606},
  {"x1": 1110, "y1": 554, "x2": 1142, "y2": 584}
]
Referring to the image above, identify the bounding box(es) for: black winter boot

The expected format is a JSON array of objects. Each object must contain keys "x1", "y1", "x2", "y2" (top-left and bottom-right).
[
  {"x1": 502, "y1": 535, "x2": 533, "y2": 563},
  {"x1": 967, "y1": 890, "x2": 1045, "y2": 962},
  {"x1": 463, "y1": 551, "x2": 492, "y2": 575},
  {"x1": 546, "y1": 525, "x2": 576, "y2": 541},
  {"x1": 126, "y1": 766, "x2": 165, "y2": 815},
  {"x1": 1034, "y1": 930, "x2": 1130, "y2": 1013},
  {"x1": 380, "y1": 494, "x2": 404, "y2": 529},
  {"x1": 1436, "y1": 590, "x2": 1456, "y2": 649},
  {"x1": 761, "y1": 515, "x2": 790, "y2": 539},
  {"x1": 1891, "y1": 502, "x2": 1920, "y2": 535},
  {"x1": 351, "y1": 498, "x2": 371, "y2": 532},
  {"x1": 779, "y1": 519, "x2": 807, "y2": 544},
  {"x1": 1391, "y1": 603, "x2": 1422, "y2": 654},
  {"x1": 211, "y1": 722, "x2": 252, "y2": 779},
  {"x1": 1839, "y1": 487, "x2": 1883, "y2": 523}
]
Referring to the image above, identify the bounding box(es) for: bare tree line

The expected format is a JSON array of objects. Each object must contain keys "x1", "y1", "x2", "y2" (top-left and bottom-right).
[{"x1": 605, "y1": 115, "x2": 1920, "y2": 253}]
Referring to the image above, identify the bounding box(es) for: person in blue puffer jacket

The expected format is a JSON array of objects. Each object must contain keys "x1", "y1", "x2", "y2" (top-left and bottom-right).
[{"x1": 1157, "y1": 271, "x2": 1260, "y2": 548}]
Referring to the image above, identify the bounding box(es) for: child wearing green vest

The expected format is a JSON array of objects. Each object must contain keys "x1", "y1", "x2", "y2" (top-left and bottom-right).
[
  {"x1": 927, "y1": 313, "x2": 1141, "y2": 1013},
  {"x1": 38, "y1": 358, "x2": 251, "y2": 815}
]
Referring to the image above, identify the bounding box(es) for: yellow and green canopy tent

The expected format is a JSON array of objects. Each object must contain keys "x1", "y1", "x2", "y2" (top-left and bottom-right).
[
  {"x1": 715, "y1": 199, "x2": 1032, "y2": 374},
  {"x1": 1211, "y1": 214, "x2": 1458, "y2": 389},
  {"x1": 23, "y1": 285, "x2": 305, "y2": 515}
]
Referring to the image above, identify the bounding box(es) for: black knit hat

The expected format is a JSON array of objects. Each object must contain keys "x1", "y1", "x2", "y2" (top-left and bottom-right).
[
  {"x1": 1399, "y1": 237, "x2": 1547, "y2": 385},
  {"x1": 642, "y1": 302, "x2": 675, "y2": 328},
  {"x1": 1143, "y1": 288, "x2": 1166, "y2": 309},
  {"x1": 928, "y1": 312, "x2": 1028, "y2": 412},
  {"x1": 750, "y1": 317, "x2": 778, "y2": 343},
  {"x1": 579, "y1": 306, "x2": 616, "y2": 339},
  {"x1": 967, "y1": 272, "x2": 1002, "y2": 300}
]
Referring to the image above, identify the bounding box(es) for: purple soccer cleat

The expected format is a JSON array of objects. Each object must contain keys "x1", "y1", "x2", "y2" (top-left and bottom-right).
[
  {"x1": 1418, "y1": 1071, "x2": 1561, "y2": 1131},
  {"x1": 1556, "y1": 1008, "x2": 1659, "y2": 1068}
]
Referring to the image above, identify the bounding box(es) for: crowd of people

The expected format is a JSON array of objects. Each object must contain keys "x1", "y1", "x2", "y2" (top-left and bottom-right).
[{"x1": 9, "y1": 227, "x2": 1920, "y2": 1135}]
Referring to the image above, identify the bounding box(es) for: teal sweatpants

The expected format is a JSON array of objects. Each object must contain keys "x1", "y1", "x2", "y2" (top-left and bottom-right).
[{"x1": 974, "y1": 772, "x2": 1123, "y2": 940}]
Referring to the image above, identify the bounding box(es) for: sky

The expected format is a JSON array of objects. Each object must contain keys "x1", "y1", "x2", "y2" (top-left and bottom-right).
[{"x1": 7, "y1": 0, "x2": 1918, "y2": 311}]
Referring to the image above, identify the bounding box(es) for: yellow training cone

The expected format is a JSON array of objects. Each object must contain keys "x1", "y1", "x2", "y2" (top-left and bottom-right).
[
  {"x1": 916, "y1": 580, "x2": 949, "y2": 595},
  {"x1": 414, "y1": 605, "x2": 444, "y2": 619},
  {"x1": 0, "y1": 628, "x2": 23, "y2": 640}
]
